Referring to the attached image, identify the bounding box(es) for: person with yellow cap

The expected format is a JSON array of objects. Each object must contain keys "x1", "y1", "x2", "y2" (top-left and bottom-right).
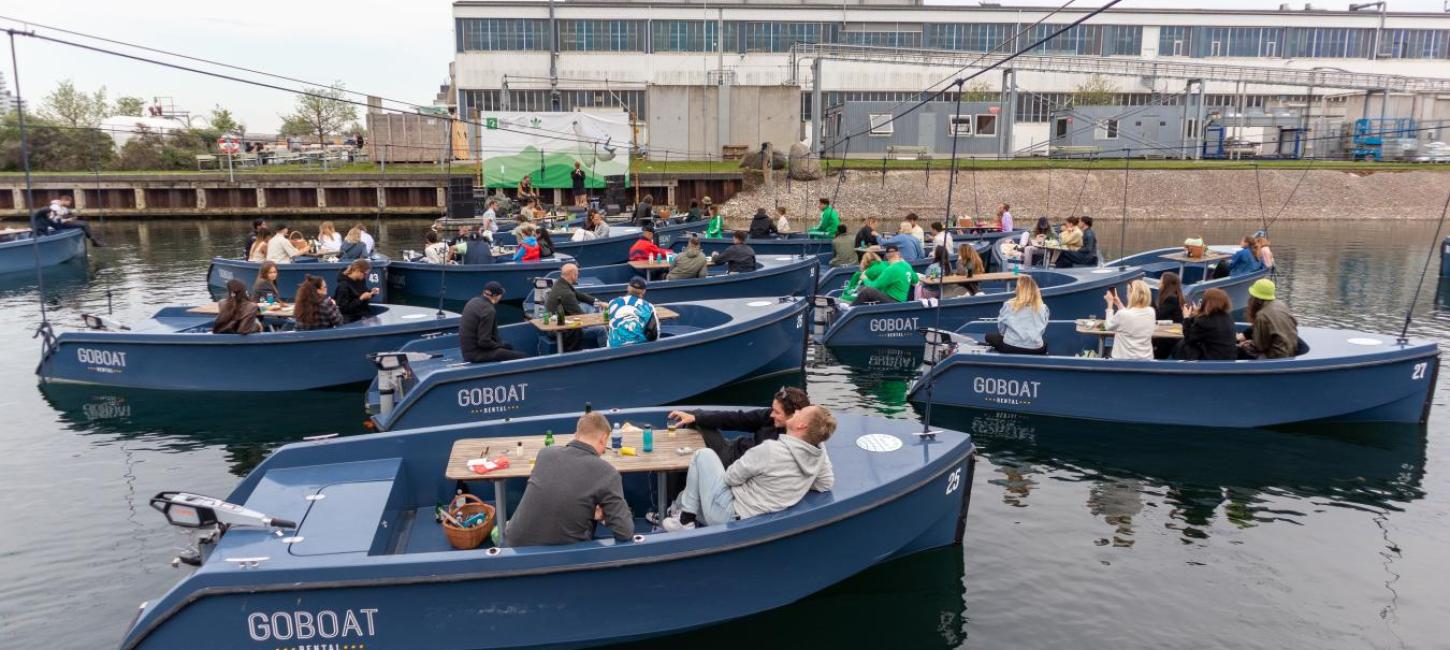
[{"x1": 1237, "y1": 278, "x2": 1298, "y2": 359}]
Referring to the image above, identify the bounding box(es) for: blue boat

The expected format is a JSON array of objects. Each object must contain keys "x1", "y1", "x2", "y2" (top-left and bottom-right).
[
  {"x1": 119, "y1": 406, "x2": 976, "y2": 650},
  {"x1": 1107, "y1": 244, "x2": 1270, "y2": 311},
  {"x1": 0, "y1": 228, "x2": 87, "y2": 275},
  {"x1": 368, "y1": 296, "x2": 810, "y2": 431},
  {"x1": 814, "y1": 266, "x2": 1141, "y2": 348},
  {"x1": 522, "y1": 253, "x2": 826, "y2": 312},
  {"x1": 389, "y1": 254, "x2": 576, "y2": 304},
  {"x1": 208, "y1": 255, "x2": 391, "y2": 302},
  {"x1": 495, "y1": 220, "x2": 708, "y2": 267},
  {"x1": 909, "y1": 320, "x2": 1440, "y2": 428},
  {"x1": 37, "y1": 303, "x2": 459, "y2": 391}
]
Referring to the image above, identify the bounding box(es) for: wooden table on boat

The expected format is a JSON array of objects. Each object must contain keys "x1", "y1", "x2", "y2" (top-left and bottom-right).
[
  {"x1": 446, "y1": 426, "x2": 707, "y2": 547},
  {"x1": 187, "y1": 302, "x2": 295, "y2": 318},
  {"x1": 1075, "y1": 319, "x2": 1183, "y2": 356},
  {"x1": 920, "y1": 272, "x2": 1019, "y2": 286},
  {"x1": 627, "y1": 259, "x2": 672, "y2": 279},
  {"x1": 1161, "y1": 250, "x2": 1231, "y2": 280},
  {"x1": 529, "y1": 306, "x2": 679, "y2": 354}
]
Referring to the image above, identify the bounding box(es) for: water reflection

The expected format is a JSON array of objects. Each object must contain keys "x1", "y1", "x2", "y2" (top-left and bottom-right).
[
  {"x1": 623, "y1": 547, "x2": 967, "y2": 650},
  {"x1": 816, "y1": 346, "x2": 923, "y2": 417},
  {"x1": 931, "y1": 407, "x2": 1427, "y2": 544}
]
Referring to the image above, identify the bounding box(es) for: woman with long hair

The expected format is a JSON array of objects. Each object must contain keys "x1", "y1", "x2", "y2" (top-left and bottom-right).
[
  {"x1": 922, "y1": 244, "x2": 954, "y2": 300},
  {"x1": 252, "y1": 261, "x2": 283, "y2": 303},
  {"x1": 1104, "y1": 279, "x2": 1156, "y2": 360},
  {"x1": 956, "y1": 243, "x2": 986, "y2": 296},
  {"x1": 293, "y1": 275, "x2": 342, "y2": 331},
  {"x1": 1020, "y1": 217, "x2": 1053, "y2": 267},
  {"x1": 247, "y1": 227, "x2": 271, "y2": 262},
  {"x1": 984, "y1": 275, "x2": 1048, "y2": 355},
  {"x1": 535, "y1": 226, "x2": 557, "y2": 258},
  {"x1": 1153, "y1": 271, "x2": 1187, "y2": 358},
  {"x1": 316, "y1": 221, "x2": 342, "y2": 254},
  {"x1": 1255, "y1": 235, "x2": 1275, "y2": 271},
  {"x1": 1177, "y1": 287, "x2": 1237, "y2": 360},
  {"x1": 1220, "y1": 234, "x2": 1265, "y2": 278},
  {"x1": 212, "y1": 279, "x2": 262, "y2": 334},
  {"x1": 339, "y1": 226, "x2": 368, "y2": 260}
]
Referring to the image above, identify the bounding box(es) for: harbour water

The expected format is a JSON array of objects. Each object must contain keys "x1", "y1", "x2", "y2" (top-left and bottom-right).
[{"x1": 1, "y1": 217, "x2": 1446, "y2": 649}]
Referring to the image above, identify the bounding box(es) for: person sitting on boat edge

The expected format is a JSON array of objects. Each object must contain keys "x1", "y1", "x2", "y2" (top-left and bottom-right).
[
  {"x1": 1238, "y1": 279, "x2": 1298, "y2": 359},
  {"x1": 982, "y1": 275, "x2": 1049, "y2": 355},
  {"x1": 1054, "y1": 216, "x2": 1097, "y2": 268},
  {"x1": 547, "y1": 263, "x2": 608, "y2": 352},
  {"x1": 807, "y1": 197, "x2": 840, "y2": 240},
  {"x1": 294, "y1": 275, "x2": 343, "y2": 331},
  {"x1": 1177, "y1": 288, "x2": 1237, "y2": 361},
  {"x1": 265, "y1": 224, "x2": 310, "y2": 263},
  {"x1": 212, "y1": 279, "x2": 262, "y2": 335},
  {"x1": 748, "y1": 207, "x2": 778, "y2": 239},
  {"x1": 334, "y1": 259, "x2": 379, "y2": 323},
  {"x1": 1104, "y1": 280, "x2": 1156, "y2": 360},
  {"x1": 423, "y1": 230, "x2": 450, "y2": 264},
  {"x1": 830, "y1": 224, "x2": 858, "y2": 268},
  {"x1": 506, "y1": 412, "x2": 635, "y2": 547},
  {"x1": 628, "y1": 227, "x2": 669, "y2": 262},
  {"x1": 661, "y1": 404, "x2": 836, "y2": 531},
  {"x1": 247, "y1": 227, "x2": 271, "y2": 262},
  {"x1": 513, "y1": 225, "x2": 544, "y2": 262},
  {"x1": 667, "y1": 235, "x2": 710, "y2": 280},
  {"x1": 850, "y1": 243, "x2": 917, "y2": 305},
  {"x1": 338, "y1": 226, "x2": 369, "y2": 261},
  {"x1": 840, "y1": 251, "x2": 883, "y2": 303},
  {"x1": 251, "y1": 261, "x2": 284, "y2": 304},
  {"x1": 605, "y1": 278, "x2": 660, "y2": 348},
  {"x1": 1219, "y1": 235, "x2": 1266, "y2": 278},
  {"x1": 704, "y1": 203, "x2": 724, "y2": 239},
  {"x1": 666, "y1": 386, "x2": 811, "y2": 470},
  {"x1": 461, "y1": 282, "x2": 527, "y2": 362},
  {"x1": 711, "y1": 230, "x2": 757, "y2": 273},
  {"x1": 878, "y1": 222, "x2": 925, "y2": 261},
  {"x1": 1153, "y1": 272, "x2": 1186, "y2": 359},
  {"x1": 31, "y1": 195, "x2": 103, "y2": 246}
]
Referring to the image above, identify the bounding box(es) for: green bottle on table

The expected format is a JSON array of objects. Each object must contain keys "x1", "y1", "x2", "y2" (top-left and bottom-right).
[{"x1": 544, "y1": 429, "x2": 554, "y2": 447}]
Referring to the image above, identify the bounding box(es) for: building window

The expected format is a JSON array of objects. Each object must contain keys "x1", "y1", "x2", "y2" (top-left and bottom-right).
[
  {"x1": 949, "y1": 115, "x2": 973, "y2": 137},
  {"x1": 867, "y1": 114, "x2": 894, "y2": 136},
  {"x1": 975, "y1": 114, "x2": 998, "y2": 136},
  {"x1": 740, "y1": 22, "x2": 824, "y2": 53},
  {"x1": 462, "y1": 88, "x2": 647, "y2": 120},
  {"x1": 651, "y1": 20, "x2": 717, "y2": 52},
  {"x1": 1095, "y1": 119, "x2": 1119, "y2": 140},
  {"x1": 456, "y1": 18, "x2": 550, "y2": 52},
  {"x1": 924, "y1": 23, "x2": 1012, "y2": 51},
  {"x1": 1054, "y1": 117, "x2": 1070, "y2": 139},
  {"x1": 839, "y1": 23, "x2": 922, "y2": 48},
  {"x1": 557, "y1": 20, "x2": 644, "y2": 52},
  {"x1": 1378, "y1": 29, "x2": 1450, "y2": 59}
]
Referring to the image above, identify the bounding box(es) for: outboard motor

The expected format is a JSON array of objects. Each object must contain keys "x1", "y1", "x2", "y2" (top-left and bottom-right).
[
  {"x1": 812, "y1": 295, "x2": 837, "y2": 337},
  {"x1": 922, "y1": 327, "x2": 988, "y2": 369},
  {"x1": 532, "y1": 276, "x2": 555, "y2": 318},
  {"x1": 81, "y1": 313, "x2": 130, "y2": 331},
  {"x1": 149, "y1": 491, "x2": 298, "y2": 567},
  {"x1": 369, "y1": 351, "x2": 438, "y2": 416}
]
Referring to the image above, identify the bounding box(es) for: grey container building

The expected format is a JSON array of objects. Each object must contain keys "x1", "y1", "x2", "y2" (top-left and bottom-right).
[
  {"x1": 1048, "y1": 106, "x2": 1189, "y2": 158},
  {"x1": 834, "y1": 101, "x2": 1007, "y2": 158}
]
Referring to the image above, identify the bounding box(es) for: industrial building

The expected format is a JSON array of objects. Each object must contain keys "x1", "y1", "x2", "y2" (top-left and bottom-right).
[{"x1": 443, "y1": 0, "x2": 1450, "y2": 161}]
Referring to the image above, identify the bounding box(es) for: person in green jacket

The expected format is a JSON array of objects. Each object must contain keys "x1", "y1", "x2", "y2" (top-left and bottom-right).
[
  {"x1": 704, "y1": 204, "x2": 725, "y2": 239},
  {"x1": 808, "y1": 197, "x2": 840, "y2": 239},
  {"x1": 852, "y1": 244, "x2": 918, "y2": 304},
  {"x1": 841, "y1": 251, "x2": 884, "y2": 302}
]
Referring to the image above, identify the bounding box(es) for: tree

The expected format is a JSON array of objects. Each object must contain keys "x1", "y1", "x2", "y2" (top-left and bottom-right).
[
  {"x1": 278, "y1": 114, "x2": 313, "y2": 138},
  {"x1": 112, "y1": 96, "x2": 145, "y2": 117},
  {"x1": 0, "y1": 112, "x2": 115, "y2": 172},
  {"x1": 280, "y1": 83, "x2": 358, "y2": 145},
  {"x1": 40, "y1": 79, "x2": 109, "y2": 128},
  {"x1": 961, "y1": 80, "x2": 996, "y2": 102},
  {"x1": 1071, "y1": 75, "x2": 1119, "y2": 106},
  {"x1": 208, "y1": 106, "x2": 241, "y2": 136}
]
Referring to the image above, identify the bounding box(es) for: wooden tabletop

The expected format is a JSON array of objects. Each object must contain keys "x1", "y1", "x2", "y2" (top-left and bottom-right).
[
  {"x1": 0, "y1": 227, "x2": 30, "y2": 237},
  {"x1": 627, "y1": 260, "x2": 672, "y2": 271},
  {"x1": 530, "y1": 306, "x2": 678, "y2": 333},
  {"x1": 188, "y1": 302, "x2": 294, "y2": 318},
  {"x1": 1075, "y1": 320, "x2": 1183, "y2": 339},
  {"x1": 921, "y1": 272, "x2": 1020, "y2": 285},
  {"x1": 446, "y1": 426, "x2": 706, "y2": 480},
  {"x1": 1162, "y1": 250, "x2": 1230, "y2": 264}
]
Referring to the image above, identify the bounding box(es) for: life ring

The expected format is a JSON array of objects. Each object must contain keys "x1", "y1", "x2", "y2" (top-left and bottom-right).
[{"x1": 217, "y1": 135, "x2": 240, "y2": 155}]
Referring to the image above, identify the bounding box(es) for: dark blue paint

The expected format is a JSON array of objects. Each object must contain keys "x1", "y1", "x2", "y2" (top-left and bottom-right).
[
  {"x1": 389, "y1": 255, "x2": 574, "y2": 303},
  {"x1": 207, "y1": 256, "x2": 391, "y2": 302},
  {"x1": 523, "y1": 254, "x2": 824, "y2": 312},
  {"x1": 0, "y1": 229, "x2": 87, "y2": 275}
]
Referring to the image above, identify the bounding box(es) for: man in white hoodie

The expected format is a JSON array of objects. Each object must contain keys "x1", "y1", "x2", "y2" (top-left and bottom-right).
[{"x1": 662, "y1": 405, "x2": 836, "y2": 530}]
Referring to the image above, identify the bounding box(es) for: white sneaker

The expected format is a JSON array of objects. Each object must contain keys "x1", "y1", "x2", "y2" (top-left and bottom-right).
[{"x1": 660, "y1": 516, "x2": 695, "y2": 532}]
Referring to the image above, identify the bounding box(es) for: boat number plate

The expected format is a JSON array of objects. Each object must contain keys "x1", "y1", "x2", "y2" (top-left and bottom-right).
[
  {"x1": 856, "y1": 433, "x2": 903, "y2": 453},
  {"x1": 1346, "y1": 337, "x2": 1384, "y2": 346},
  {"x1": 747, "y1": 300, "x2": 773, "y2": 307}
]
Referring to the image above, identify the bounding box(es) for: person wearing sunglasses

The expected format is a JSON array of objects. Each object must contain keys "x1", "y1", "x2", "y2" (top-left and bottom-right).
[{"x1": 666, "y1": 386, "x2": 810, "y2": 469}]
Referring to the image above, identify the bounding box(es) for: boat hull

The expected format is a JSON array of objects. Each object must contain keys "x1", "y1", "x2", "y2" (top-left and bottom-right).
[
  {"x1": 818, "y1": 267, "x2": 1140, "y2": 348},
  {"x1": 389, "y1": 257, "x2": 571, "y2": 303},
  {"x1": 910, "y1": 329, "x2": 1440, "y2": 428},
  {"x1": 525, "y1": 255, "x2": 822, "y2": 311},
  {"x1": 208, "y1": 257, "x2": 390, "y2": 302},
  {"x1": 0, "y1": 229, "x2": 87, "y2": 275},
  {"x1": 551, "y1": 220, "x2": 707, "y2": 267},
  {"x1": 38, "y1": 308, "x2": 458, "y2": 391},
  {"x1": 371, "y1": 299, "x2": 809, "y2": 431}
]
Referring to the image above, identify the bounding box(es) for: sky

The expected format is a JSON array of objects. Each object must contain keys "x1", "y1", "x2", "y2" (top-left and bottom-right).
[{"x1": 1, "y1": 0, "x2": 1446, "y2": 132}]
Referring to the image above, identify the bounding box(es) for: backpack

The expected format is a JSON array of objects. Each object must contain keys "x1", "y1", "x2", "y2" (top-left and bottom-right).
[{"x1": 606, "y1": 295, "x2": 654, "y2": 348}]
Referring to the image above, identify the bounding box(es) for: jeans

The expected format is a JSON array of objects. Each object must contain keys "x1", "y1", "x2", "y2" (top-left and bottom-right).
[{"x1": 675, "y1": 449, "x2": 737, "y2": 526}]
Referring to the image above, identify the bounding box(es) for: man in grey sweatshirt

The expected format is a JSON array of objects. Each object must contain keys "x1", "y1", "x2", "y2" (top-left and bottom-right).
[
  {"x1": 506, "y1": 413, "x2": 635, "y2": 546},
  {"x1": 663, "y1": 405, "x2": 837, "y2": 530}
]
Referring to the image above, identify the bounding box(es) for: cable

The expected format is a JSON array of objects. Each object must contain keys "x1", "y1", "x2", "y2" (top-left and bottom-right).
[{"x1": 1399, "y1": 186, "x2": 1450, "y2": 342}]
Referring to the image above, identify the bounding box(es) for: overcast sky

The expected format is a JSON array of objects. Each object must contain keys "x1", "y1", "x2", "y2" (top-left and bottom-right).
[{"x1": 1, "y1": 0, "x2": 1445, "y2": 132}]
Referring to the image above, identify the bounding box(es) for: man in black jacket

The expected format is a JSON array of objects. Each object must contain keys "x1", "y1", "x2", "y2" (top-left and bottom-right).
[
  {"x1": 667, "y1": 386, "x2": 810, "y2": 468},
  {"x1": 632, "y1": 194, "x2": 655, "y2": 226},
  {"x1": 710, "y1": 230, "x2": 757, "y2": 273},
  {"x1": 853, "y1": 216, "x2": 879, "y2": 250},
  {"x1": 747, "y1": 208, "x2": 777, "y2": 239},
  {"x1": 460, "y1": 282, "x2": 527, "y2": 362},
  {"x1": 544, "y1": 263, "x2": 606, "y2": 351}
]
